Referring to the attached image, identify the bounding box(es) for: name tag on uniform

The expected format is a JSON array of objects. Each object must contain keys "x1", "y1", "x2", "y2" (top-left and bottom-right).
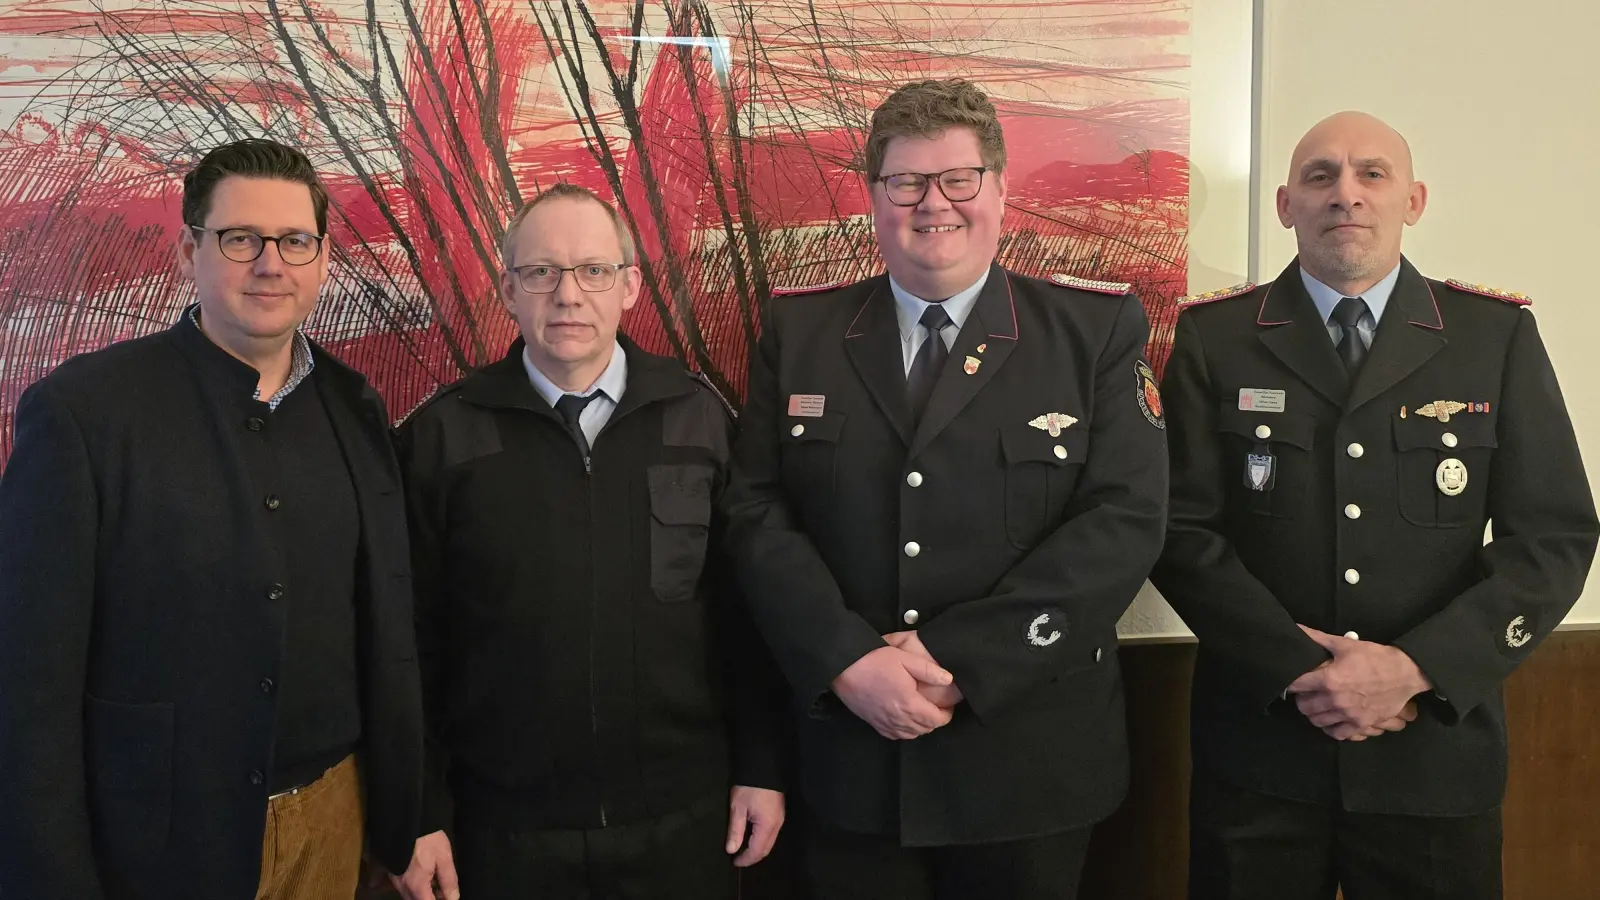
[
  {"x1": 1238, "y1": 388, "x2": 1286, "y2": 413},
  {"x1": 788, "y1": 394, "x2": 826, "y2": 417}
]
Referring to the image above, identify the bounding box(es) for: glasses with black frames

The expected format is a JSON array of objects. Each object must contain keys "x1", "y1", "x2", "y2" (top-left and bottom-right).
[
  {"x1": 872, "y1": 167, "x2": 989, "y2": 206},
  {"x1": 189, "y1": 226, "x2": 324, "y2": 266}
]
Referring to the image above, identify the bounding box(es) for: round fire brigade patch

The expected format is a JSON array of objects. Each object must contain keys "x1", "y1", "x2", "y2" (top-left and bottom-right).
[{"x1": 1135, "y1": 360, "x2": 1164, "y2": 429}]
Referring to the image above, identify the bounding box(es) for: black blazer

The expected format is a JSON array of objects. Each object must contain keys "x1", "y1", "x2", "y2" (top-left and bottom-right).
[
  {"x1": 0, "y1": 315, "x2": 423, "y2": 899},
  {"x1": 723, "y1": 264, "x2": 1169, "y2": 845},
  {"x1": 1152, "y1": 258, "x2": 1598, "y2": 815}
]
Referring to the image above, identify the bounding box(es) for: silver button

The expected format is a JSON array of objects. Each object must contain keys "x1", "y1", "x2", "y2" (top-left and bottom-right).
[
  {"x1": 903, "y1": 609, "x2": 920, "y2": 625},
  {"x1": 904, "y1": 541, "x2": 921, "y2": 558},
  {"x1": 1442, "y1": 432, "x2": 1458, "y2": 449},
  {"x1": 906, "y1": 471, "x2": 923, "y2": 488},
  {"x1": 1344, "y1": 504, "x2": 1361, "y2": 519},
  {"x1": 1344, "y1": 631, "x2": 1360, "y2": 640},
  {"x1": 1347, "y1": 442, "x2": 1364, "y2": 458},
  {"x1": 1344, "y1": 568, "x2": 1360, "y2": 585},
  {"x1": 1094, "y1": 647, "x2": 1103, "y2": 663},
  {"x1": 1053, "y1": 445, "x2": 1068, "y2": 460},
  {"x1": 1254, "y1": 424, "x2": 1272, "y2": 440},
  {"x1": 790, "y1": 424, "x2": 805, "y2": 437}
]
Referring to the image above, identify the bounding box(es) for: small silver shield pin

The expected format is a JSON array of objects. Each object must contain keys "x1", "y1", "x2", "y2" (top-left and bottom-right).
[{"x1": 1246, "y1": 453, "x2": 1274, "y2": 491}]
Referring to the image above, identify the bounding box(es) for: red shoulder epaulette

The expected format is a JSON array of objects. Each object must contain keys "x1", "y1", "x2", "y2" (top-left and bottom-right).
[
  {"x1": 1049, "y1": 273, "x2": 1131, "y2": 295},
  {"x1": 770, "y1": 280, "x2": 848, "y2": 297},
  {"x1": 1444, "y1": 279, "x2": 1531, "y2": 306},
  {"x1": 1175, "y1": 282, "x2": 1256, "y2": 310}
]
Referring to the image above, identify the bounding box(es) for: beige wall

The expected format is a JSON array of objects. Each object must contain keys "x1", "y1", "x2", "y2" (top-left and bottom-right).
[{"x1": 1124, "y1": 0, "x2": 1600, "y2": 638}]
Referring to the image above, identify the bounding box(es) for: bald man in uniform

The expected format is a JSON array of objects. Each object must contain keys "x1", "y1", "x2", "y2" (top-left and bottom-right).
[{"x1": 1152, "y1": 111, "x2": 1597, "y2": 900}]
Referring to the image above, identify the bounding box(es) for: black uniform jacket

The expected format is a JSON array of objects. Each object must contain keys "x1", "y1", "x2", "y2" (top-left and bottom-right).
[
  {"x1": 0, "y1": 315, "x2": 423, "y2": 899},
  {"x1": 1152, "y1": 257, "x2": 1598, "y2": 816},
  {"x1": 723, "y1": 263, "x2": 1169, "y2": 845},
  {"x1": 398, "y1": 336, "x2": 785, "y2": 834}
]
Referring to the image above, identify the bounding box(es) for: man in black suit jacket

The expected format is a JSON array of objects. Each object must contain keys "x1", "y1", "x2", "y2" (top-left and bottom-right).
[
  {"x1": 0, "y1": 140, "x2": 423, "y2": 900},
  {"x1": 723, "y1": 78, "x2": 1168, "y2": 900},
  {"x1": 1152, "y1": 111, "x2": 1598, "y2": 900}
]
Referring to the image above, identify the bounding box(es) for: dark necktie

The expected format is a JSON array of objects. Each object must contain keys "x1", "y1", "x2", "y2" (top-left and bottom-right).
[
  {"x1": 554, "y1": 393, "x2": 598, "y2": 461},
  {"x1": 1331, "y1": 296, "x2": 1370, "y2": 373},
  {"x1": 907, "y1": 304, "x2": 954, "y2": 424}
]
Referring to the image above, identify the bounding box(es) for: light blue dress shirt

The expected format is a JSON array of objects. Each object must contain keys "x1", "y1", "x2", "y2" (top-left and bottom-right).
[
  {"x1": 1300, "y1": 263, "x2": 1401, "y2": 350},
  {"x1": 889, "y1": 269, "x2": 991, "y2": 376},
  {"x1": 523, "y1": 340, "x2": 628, "y2": 448}
]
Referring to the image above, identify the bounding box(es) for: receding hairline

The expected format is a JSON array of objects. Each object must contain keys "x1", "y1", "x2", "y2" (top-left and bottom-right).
[{"x1": 500, "y1": 190, "x2": 636, "y2": 268}]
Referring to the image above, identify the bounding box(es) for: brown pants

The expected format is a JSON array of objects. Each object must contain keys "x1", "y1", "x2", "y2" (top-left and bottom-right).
[{"x1": 255, "y1": 754, "x2": 366, "y2": 900}]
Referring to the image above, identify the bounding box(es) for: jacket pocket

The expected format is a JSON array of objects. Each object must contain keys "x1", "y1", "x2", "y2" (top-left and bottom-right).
[
  {"x1": 1001, "y1": 424, "x2": 1089, "y2": 549},
  {"x1": 1393, "y1": 414, "x2": 1496, "y2": 528},
  {"x1": 648, "y1": 464, "x2": 715, "y2": 603},
  {"x1": 1218, "y1": 407, "x2": 1316, "y2": 518},
  {"x1": 779, "y1": 410, "x2": 846, "y2": 511},
  {"x1": 83, "y1": 695, "x2": 174, "y2": 869}
]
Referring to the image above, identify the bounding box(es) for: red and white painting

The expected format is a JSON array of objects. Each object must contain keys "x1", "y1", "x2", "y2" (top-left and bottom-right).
[{"x1": 0, "y1": 0, "x2": 1192, "y2": 462}]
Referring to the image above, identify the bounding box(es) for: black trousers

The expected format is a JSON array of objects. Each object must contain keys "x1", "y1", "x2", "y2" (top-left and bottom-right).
[
  {"x1": 1188, "y1": 771, "x2": 1503, "y2": 900},
  {"x1": 454, "y1": 792, "x2": 736, "y2": 900},
  {"x1": 804, "y1": 815, "x2": 1092, "y2": 900}
]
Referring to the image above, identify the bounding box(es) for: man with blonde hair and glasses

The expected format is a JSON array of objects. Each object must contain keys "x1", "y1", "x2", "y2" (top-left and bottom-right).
[
  {"x1": 393, "y1": 183, "x2": 788, "y2": 900},
  {"x1": 724, "y1": 78, "x2": 1168, "y2": 898},
  {"x1": 0, "y1": 138, "x2": 424, "y2": 899}
]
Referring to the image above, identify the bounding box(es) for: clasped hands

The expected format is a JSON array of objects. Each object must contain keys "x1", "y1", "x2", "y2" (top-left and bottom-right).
[
  {"x1": 831, "y1": 631, "x2": 963, "y2": 740},
  {"x1": 1286, "y1": 625, "x2": 1431, "y2": 742}
]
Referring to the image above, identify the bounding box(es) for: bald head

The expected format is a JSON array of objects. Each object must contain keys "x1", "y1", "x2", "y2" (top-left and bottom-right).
[
  {"x1": 1288, "y1": 111, "x2": 1415, "y2": 183},
  {"x1": 1277, "y1": 110, "x2": 1427, "y2": 295}
]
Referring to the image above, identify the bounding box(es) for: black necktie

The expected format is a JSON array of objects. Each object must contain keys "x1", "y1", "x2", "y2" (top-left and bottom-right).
[
  {"x1": 1331, "y1": 296, "x2": 1369, "y2": 373},
  {"x1": 554, "y1": 393, "x2": 598, "y2": 461},
  {"x1": 907, "y1": 305, "x2": 954, "y2": 424}
]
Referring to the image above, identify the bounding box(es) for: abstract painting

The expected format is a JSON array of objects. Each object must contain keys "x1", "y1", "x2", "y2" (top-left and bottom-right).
[{"x1": 0, "y1": 0, "x2": 1199, "y2": 463}]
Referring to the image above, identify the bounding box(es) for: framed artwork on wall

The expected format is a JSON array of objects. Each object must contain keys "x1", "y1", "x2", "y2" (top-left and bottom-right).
[{"x1": 0, "y1": 0, "x2": 1255, "y2": 639}]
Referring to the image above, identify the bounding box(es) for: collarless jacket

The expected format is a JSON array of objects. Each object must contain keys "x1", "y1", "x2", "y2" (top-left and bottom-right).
[{"x1": 0, "y1": 318, "x2": 423, "y2": 900}]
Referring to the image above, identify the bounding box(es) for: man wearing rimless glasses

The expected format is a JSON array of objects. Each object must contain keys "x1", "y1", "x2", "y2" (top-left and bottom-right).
[{"x1": 0, "y1": 138, "x2": 424, "y2": 900}]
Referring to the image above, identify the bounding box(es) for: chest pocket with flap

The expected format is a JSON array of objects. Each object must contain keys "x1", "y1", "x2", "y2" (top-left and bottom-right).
[
  {"x1": 1392, "y1": 413, "x2": 1496, "y2": 528},
  {"x1": 1217, "y1": 406, "x2": 1317, "y2": 518},
  {"x1": 1001, "y1": 424, "x2": 1089, "y2": 549}
]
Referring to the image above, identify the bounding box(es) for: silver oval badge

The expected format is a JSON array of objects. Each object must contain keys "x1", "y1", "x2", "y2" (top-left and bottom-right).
[{"x1": 1436, "y1": 457, "x2": 1468, "y2": 496}]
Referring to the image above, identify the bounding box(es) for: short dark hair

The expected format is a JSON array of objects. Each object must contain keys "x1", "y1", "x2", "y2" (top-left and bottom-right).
[
  {"x1": 865, "y1": 79, "x2": 1007, "y2": 180},
  {"x1": 501, "y1": 183, "x2": 637, "y2": 268},
  {"x1": 181, "y1": 139, "x2": 330, "y2": 234}
]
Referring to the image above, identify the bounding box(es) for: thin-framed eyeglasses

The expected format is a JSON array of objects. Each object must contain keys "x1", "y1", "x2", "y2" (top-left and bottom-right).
[
  {"x1": 189, "y1": 226, "x2": 324, "y2": 266},
  {"x1": 872, "y1": 167, "x2": 989, "y2": 207},
  {"x1": 511, "y1": 263, "x2": 630, "y2": 294}
]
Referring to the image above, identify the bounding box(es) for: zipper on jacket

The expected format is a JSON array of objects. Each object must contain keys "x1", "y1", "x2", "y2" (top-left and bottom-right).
[
  {"x1": 574, "y1": 398, "x2": 656, "y2": 830},
  {"x1": 585, "y1": 444, "x2": 602, "y2": 827}
]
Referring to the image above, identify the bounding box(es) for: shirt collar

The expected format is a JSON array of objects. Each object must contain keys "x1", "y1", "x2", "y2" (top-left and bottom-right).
[
  {"x1": 523, "y1": 340, "x2": 628, "y2": 408},
  {"x1": 889, "y1": 269, "x2": 990, "y2": 343},
  {"x1": 1300, "y1": 262, "x2": 1401, "y2": 327}
]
